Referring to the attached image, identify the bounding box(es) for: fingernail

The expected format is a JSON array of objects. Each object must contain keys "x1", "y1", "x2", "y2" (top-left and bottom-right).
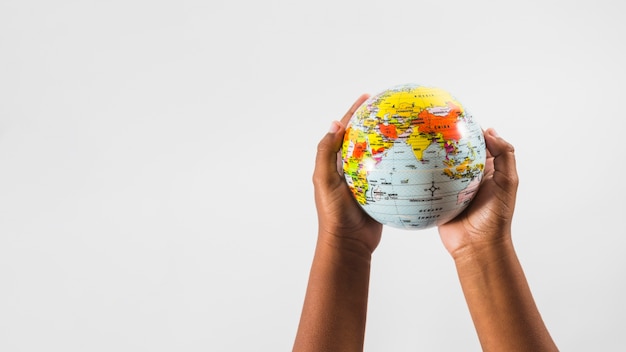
[
  {"x1": 328, "y1": 121, "x2": 341, "y2": 134},
  {"x1": 489, "y1": 128, "x2": 500, "y2": 138}
]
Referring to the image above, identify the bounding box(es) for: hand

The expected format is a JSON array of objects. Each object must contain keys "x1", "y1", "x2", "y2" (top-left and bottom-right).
[
  {"x1": 294, "y1": 95, "x2": 384, "y2": 351},
  {"x1": 438, "y1": 128, "x2": 519, "y2": 259},
  {"x1": 313, "y1": 94, "x2": 383, "y2": 254},
  {"x1": 437, "y1": 130, "x2": 559, "y2": 351}
]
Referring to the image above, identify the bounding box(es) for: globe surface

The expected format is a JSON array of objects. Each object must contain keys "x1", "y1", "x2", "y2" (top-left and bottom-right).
[{"x1": 341, "y1": 84, "x2": 486, "y2": 230}]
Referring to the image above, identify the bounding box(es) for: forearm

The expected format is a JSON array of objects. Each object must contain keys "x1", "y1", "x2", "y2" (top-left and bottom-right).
[
  {"x1": 454, "y1": 238, "x2": 558, "y2": 352},
  {"x1": 293, "y1": 234, "x2": 373, "y2": 352}
]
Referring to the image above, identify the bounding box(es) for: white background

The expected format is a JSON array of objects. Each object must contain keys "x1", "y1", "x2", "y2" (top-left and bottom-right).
[{"x1": 1, "y1": 0, "x2": 625, "y2": 351}]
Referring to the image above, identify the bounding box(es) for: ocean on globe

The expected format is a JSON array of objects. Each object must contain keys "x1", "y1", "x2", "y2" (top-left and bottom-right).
[{"x1": 341, "y1": 84, "x2": 486, "y2": 230}]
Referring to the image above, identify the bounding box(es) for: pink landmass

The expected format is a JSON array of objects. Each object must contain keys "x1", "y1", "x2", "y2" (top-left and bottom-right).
[{"x1": 457, "y1": 176, "x2": 481, "y2": 205}]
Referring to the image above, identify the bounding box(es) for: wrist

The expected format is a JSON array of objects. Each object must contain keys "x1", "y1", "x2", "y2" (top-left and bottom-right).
[
  {"x1": 316, "y1": 230, "x2": 375, "y2": 267},
  {"x1": 452, "y1": 236, "x2": 515, "y2": 273},
  {"x1": 318, "y1": 230, "x2": 375, "y2": 258},
  {"x1": 317, "y1": 219, "x2": 382, "y2": 256}
]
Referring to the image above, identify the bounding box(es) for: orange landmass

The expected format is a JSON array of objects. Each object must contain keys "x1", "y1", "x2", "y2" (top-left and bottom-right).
[
  {"x1": 414, "y1": 102, "x2": 462, "y2": 141},
  {"x1": 372, "y1": 147, "x2": 386, "y2": 155},
  {"x1": 378, "y1": 123, "x2": 398, "y2": 139},
  {"x1": 352, "y1": 141, "x2": 368, "y2": 159}
]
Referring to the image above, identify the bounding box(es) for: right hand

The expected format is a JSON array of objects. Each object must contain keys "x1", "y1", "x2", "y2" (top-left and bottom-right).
[{"x1": 438, "y1": 128, "x2": 519, "y2": 259}]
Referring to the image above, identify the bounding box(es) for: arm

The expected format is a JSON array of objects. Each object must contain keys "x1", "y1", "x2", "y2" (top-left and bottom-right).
[
  {"x1": 439, "y1": 129, "x2": 558, "y2": 351},
  {"x1": 454, "y1": 237, "x2": 556, "y2": 351},
  {"x1": 292, "y1": 231, "x2": 374, "y2": 352},
  {"x1": 293, "y1": 95, "x2": 383, "y2": 352}
]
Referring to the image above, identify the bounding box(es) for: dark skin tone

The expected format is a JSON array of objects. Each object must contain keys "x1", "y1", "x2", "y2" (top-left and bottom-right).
[{"x1": 293, "y1": 95, "x2": 559, "y2": 352}]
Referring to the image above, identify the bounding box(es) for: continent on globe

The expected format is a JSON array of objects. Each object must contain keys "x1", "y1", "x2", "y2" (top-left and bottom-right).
[{"x1": 341, "y1": 84, "x2": 486, "y2": 230}]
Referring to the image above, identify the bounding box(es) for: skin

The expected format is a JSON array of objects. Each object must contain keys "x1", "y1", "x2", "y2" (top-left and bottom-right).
[{"x1": 293, "y1": 95, "x2": 559, "y2": 352}]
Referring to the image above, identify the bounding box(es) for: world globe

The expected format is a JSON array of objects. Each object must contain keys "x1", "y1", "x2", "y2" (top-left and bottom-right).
[{"x1": 341, "y1": 84, "x2": 486, "y2": 230}]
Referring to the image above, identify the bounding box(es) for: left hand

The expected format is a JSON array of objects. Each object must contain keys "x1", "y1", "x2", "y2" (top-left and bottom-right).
[{"x1": 312, "y1": 94, "x2": 383, "y2": 254}]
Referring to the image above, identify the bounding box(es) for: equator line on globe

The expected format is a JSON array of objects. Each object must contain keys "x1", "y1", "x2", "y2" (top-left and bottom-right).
[{"x1": 341, "y1": 84, "x2": 486, "y2": 230}]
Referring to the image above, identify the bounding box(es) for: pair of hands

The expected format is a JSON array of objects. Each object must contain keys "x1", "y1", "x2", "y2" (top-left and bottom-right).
[
  {"x1": 313, "y1": 94, "x2": 519, "y2": 258},
  {"x1": 303, "y1": 96, "x2": 559, "y2": 351}
]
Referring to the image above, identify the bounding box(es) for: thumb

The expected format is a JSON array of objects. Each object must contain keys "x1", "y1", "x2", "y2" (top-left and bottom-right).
[
  {"x1": 313, "y1": 121, "x2": 345, "y2": 188},
  {"x1": 484, "y1": 128, "x2": 519, "y2": 191}
]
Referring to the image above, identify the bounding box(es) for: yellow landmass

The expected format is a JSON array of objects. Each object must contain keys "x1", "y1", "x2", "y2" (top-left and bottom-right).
[
  {"x1": 375, "y1": 86, "x2": 465, "y2": 123},
  {"x1": 406, "y1": 128, "x2": 432, "y2": 161},
  {"x1": 342, "y1": 127, "x2": 374, "y2": 205},
  {"x1": 443, "y1": 158, "x2": 485, "y2": 179}
]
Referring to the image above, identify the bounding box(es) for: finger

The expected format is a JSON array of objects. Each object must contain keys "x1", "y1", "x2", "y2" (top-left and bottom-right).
[
  {"x1": 339, "y1": 94, "x2": 370, "y2": 127},
  {"x1": 314, "y1": 94, "x2": 369, "y2": 188},
  {"x1": 481, "y1": 129, "x2": 493, "y2": 159},
  {"x1": 484, "y1": 128, "x2": 519, "y2": 189},
  {"x1": 313, "y1": 121, "x2": 346, "y2": 188}
]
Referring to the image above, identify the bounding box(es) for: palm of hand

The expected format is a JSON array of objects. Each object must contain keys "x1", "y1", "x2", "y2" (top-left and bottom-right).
[
  {"x1": 438, "y1": 130, "x2": 518, "y2": 257},
  {"x1": 314, "y1": 174, "x2": 382, "y2": 253},
  {"x1": 313, "y1": 94, "x2": 383, "y2": 254}
]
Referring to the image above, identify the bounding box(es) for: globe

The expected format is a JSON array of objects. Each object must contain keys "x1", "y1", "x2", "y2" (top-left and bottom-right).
[{"x1": 341, "y1": 84, "x2": 486, "y2": 230}]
